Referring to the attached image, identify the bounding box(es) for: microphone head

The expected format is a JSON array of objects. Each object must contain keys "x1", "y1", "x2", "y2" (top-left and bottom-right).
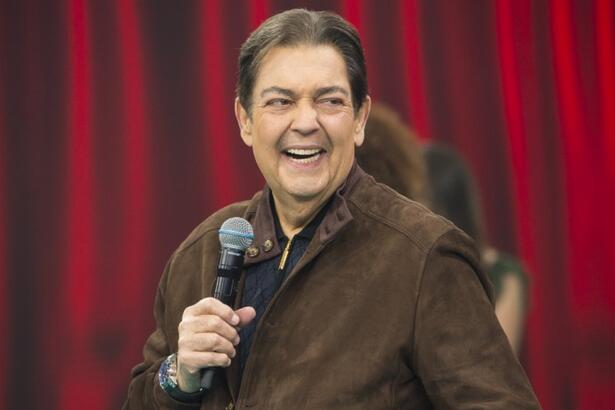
[{"x1": 218, "y1": 217, "x2": 254, "y2": 251}]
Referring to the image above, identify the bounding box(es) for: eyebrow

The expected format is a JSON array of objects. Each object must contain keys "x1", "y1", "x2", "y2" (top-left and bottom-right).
[
  {"x1": 260, "y1": 85, "x2": 350, "y2": 99},
  {"x1": 260, "y1": 87, "x2": 296, "y2": 98},
  {"x1": 314, "y1": 86, "x2": 350, "y2": 99}
]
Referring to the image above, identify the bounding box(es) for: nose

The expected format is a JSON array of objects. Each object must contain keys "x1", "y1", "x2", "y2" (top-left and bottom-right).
[{"x1": 291, "y1": 99, "x2": 319, "y2": 136}]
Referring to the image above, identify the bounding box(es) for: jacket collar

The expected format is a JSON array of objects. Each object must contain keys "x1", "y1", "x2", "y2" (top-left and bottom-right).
[{"x1": 242, "y1": 161, "x2": 364, "y2": 266}]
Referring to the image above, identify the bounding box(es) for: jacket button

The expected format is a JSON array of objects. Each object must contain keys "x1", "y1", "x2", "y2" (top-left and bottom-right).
[
  {"x1": 263, "y1": 239, "x2": 273, "y2": 252},
  {"x1": 246, "y1": 246, "x2": 259, "y2": 258}
]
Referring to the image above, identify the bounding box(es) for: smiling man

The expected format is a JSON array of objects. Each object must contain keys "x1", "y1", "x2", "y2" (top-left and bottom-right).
[
  {"x1": 125, "y1": 9, "x2": 541, "y2": 409},
  {"x1": 236, "y1": 44, "x2": 367, "y2": 238}
]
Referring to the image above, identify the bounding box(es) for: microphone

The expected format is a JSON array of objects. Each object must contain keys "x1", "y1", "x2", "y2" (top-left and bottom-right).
[{"x1": 201, "y1": 217, "x2": 254, "y2": 389}]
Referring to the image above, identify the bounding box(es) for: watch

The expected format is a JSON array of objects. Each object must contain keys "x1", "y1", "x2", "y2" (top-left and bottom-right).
[{"x1": 158, "y1": 353, "x2": 205, "y2": 403}]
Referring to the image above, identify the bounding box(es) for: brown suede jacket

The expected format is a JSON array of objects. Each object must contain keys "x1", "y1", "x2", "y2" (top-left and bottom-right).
[{"x1": 125, "y1": 164, "x2": 541, "y2": 409}]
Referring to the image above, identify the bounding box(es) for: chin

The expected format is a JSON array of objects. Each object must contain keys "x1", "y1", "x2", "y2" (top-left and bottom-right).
[
  {"x1": 287, "y1": 188, "x2": 323, "y2": 201},
  {"x1": 284, "y1": 181, "x2": 327, "y2": 201}
]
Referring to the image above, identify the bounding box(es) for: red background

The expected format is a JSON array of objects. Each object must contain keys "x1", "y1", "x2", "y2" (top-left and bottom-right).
[{"x1": 1, "y1": 0, "x2": 614, "y2": 409}]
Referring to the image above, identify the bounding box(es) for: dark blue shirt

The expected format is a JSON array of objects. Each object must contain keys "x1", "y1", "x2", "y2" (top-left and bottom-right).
[{"x1": 238, "y1": 198, "x2": 329, "y2": 378}]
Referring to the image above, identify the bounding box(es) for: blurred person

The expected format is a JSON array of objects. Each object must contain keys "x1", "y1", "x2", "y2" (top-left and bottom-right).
[
  {"x1": 423, "y1": 143, "x2": 529, "y2": 355},
  {"x1": 358, "y1": 109, "x2": 528, "y2": 355},
  {"x1": 356, "y1": 103, "x2": 428, "y2": 204},
  {"x1": 125, "y1": 9, "x2": 540, "y2": 409}
]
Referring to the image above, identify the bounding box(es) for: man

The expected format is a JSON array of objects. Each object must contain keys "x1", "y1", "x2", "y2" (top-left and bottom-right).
[{"x1": 125, "y1": 9, "x2": 541, "y2": 409}]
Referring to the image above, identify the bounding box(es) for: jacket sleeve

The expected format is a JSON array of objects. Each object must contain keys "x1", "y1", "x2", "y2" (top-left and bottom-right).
[
  {"x1": 413, "y1": 228, "x2": 542, "y2": 409},
  {"x1": 123, "y1": 258, "x2": 201, "y2": 410}
]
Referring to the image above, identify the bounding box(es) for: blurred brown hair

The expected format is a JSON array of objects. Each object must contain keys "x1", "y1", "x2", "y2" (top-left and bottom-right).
[{"x1": 356, "y1": 103, "x2": 428, "y2": 203}]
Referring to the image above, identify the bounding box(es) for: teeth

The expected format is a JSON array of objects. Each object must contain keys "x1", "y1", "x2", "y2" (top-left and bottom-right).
[
  {"x1": 286, "y1": 148, "x2": 321, "y2": 156},
  {"x1": 290, "y1": 152, "x2": 322, "y2": 164}
]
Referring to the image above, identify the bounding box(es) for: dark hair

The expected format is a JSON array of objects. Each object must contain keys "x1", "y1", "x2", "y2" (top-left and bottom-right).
[
  {"x1": 356, "y1": 103, "x2": 428, "y2": 203},
  {"x1": 423, "y1": 143, "x2": 485, "y2": 244},
  {"x1": 237, "y1": 9, "x2": 368, "y2": 115}
]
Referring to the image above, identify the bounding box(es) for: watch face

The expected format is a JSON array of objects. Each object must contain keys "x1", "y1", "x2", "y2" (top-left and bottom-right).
[
  {"x1": 168, "y1": 354, "x2": 178, "y2": 385},
  {"x1": 159, "y1": 353, "x2": 179, "y2": 391},
  {"x1": 158, "y1": 353, "x2": 205, "y2": 402},
  {"x1": 169, "y1": 372, "x2": 178, "y2": 385}
]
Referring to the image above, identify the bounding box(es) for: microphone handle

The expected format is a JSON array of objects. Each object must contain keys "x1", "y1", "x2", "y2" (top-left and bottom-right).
[{"x1": 200, "y1": 248, "x2": 244, "y2": 390}]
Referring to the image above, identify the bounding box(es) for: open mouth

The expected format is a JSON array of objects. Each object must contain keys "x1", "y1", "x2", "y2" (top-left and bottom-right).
[{"x1": 283, "y1": 148, "x2": 326, "y2": 164}]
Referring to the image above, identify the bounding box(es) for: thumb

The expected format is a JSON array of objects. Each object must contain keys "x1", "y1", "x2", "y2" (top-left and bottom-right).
[{"x1": 234, "y1": 306, "x2": 256, "y2": 327}]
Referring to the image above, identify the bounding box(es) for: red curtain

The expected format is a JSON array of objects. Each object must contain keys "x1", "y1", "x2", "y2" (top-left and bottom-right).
[{"x1": 1, "y1": 1, "x2": 613, "y2": 409}]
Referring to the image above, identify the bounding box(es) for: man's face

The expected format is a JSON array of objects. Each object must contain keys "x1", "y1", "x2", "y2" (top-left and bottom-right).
[{"x1": 236, "y1": 45, "x2": 370, "y2": 207}]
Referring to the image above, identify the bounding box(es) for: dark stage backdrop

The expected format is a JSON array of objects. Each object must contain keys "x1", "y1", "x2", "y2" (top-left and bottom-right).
[{"x1": 1, "y1": 0, "x2": 614, "y2": 409}]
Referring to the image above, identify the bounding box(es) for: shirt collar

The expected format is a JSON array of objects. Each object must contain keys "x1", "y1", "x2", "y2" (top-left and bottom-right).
[
  {"x1": 243, "y1": 161, "x2": 364, "y2": 266},
  {"x1": 271, "y1": 192, "x2": 332, "y2": 242}
]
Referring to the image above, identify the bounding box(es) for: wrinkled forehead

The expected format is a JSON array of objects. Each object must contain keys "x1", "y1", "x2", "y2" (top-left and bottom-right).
[{"x1": 252, "y1": 44, "x2": 352, "y2": 98}]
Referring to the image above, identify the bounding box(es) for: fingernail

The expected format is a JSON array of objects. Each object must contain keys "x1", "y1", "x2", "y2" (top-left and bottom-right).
[
  {"x1": 233, "y1": 335, "x2": 240, "y2": 345},
  {"x1": 231, "y1": 314, "x2": 239, "y2": 325}
]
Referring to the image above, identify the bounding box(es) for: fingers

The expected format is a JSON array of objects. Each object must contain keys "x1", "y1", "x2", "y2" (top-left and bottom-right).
[
  {"x1": 179, "y1": 332, "x2": 237, "y2": 358},
  {"x1": 179, "y1": 315, "x2": 240, "y2": 344},
  {"x1": 183, "y1": 297, "x2": 239, "y2": 326},
  {"x1": 179, "y1": 351, "x2": 233, "y2": 370},
  {"x1": 177, "y1": 299, "x2": 256, "y2": 376},
  {"x1": 235, "y1": 306, "x2": 256, "y2": 327},
  {"x1": 176, "y1": 298, "x2": 253, "y2": 389}
]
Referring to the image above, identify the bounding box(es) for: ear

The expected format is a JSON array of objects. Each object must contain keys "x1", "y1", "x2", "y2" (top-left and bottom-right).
[
  {"x1": 235, "y1": 97, "x2": 253, "y2": 146},
  {"x1": 353, "y1": 95, "x2": 371, "y2": 147}
]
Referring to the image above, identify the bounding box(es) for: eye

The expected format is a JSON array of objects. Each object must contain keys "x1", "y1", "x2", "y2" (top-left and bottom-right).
[
  {"x1": 319, "y1": 97, "x2": 345, "y2": 106},
  {"x1": 266, "y1": 98, "x2": 293, "y2": 107}
]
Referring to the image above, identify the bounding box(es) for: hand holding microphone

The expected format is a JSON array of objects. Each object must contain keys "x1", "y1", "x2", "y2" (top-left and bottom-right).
[{"x1": 176, "y1": 218, "x2": 256, "y2": 393}]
